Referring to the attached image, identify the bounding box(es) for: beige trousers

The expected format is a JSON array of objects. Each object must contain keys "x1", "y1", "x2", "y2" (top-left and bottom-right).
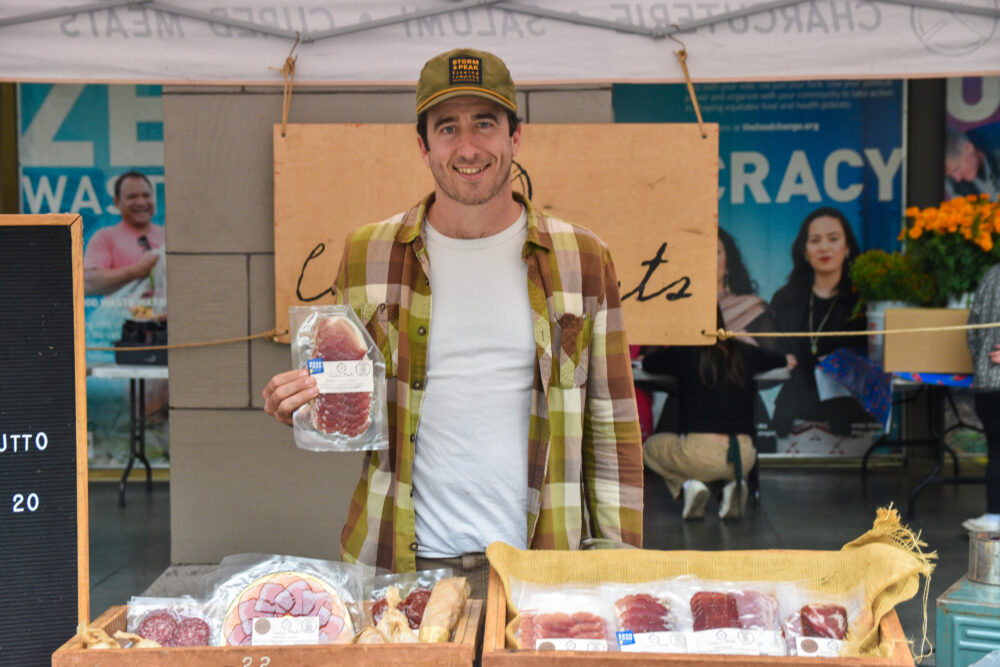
[{"x1": 643, "y1": 432, "x2": 756, "y2": 499}]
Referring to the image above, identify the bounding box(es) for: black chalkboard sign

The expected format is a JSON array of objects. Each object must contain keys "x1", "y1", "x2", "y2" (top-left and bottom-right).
[{"x1": 0, "y1": 217, "x2": 86, "y2": 666}]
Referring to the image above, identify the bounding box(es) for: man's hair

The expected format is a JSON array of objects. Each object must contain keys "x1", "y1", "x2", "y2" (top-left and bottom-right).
[
  {"x1": 945, "y1": 126, "x2": 973, "y2": 159},
  {"x1": 416, "y1": 109, "x2": 521, "y2": 148},
  {"x1": 114, "y1": 171, "x2": 152, "y2": 199}
]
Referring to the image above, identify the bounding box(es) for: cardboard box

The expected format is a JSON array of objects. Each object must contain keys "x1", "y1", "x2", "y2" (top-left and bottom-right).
[
  {"x1": 883, "y1": 308, "x2": 973, "y2": 374},
  {"x1": 53, "y1": 600, "x2": 483, "y2": 667},
  {"x1": 482, "y1": 569, "x2": 913, "y2": 666}
]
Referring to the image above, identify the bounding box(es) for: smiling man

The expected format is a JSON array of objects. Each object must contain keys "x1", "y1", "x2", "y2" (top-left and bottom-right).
[
  {"x1": 262, "y1": 48, "x2": 643, "y2": 596},
  {"x1": 83, "y1": 171, "x2": 164, "y2": 296}
]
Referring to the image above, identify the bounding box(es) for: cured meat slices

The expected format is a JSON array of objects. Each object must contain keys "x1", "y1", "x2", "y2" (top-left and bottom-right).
[
  {"x1": 732, "y1": 590, "x2": 779, "y2": 630},
  {"x1": 690, "y1": 592, "x2": 739, "y2": 631},
  {"x1": 312, "y1": 316, "x2": 372, "y2": 437},
  {"x1": 135, "y1": 608, "x2": 212, "y2": 647},
  {"x1": 801, "y1": 603, "x2": 848, "y2": 639},
  {"x1": 614, "y1": 593, "x2": 674, "y2": 633},
  {"x1": 222, "y1": 571, "x2": 353, "y2": 646},
  {"x1": 372, "y1": 587, "x2": 432, "y2": 630},
  {"x1": 519, "y1": 611, "x2": 609, "y2": 649}
]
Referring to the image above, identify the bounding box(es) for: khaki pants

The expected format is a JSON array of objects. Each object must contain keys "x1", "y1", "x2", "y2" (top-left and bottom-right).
[
  {"x1": 643, "y1": 432, "x2": 756, "y2": 499},
  {"x1": 415, "y1": 552, "x2": 491, "y2": 600}
]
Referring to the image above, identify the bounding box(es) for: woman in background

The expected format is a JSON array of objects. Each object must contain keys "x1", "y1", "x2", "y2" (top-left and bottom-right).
[
  {"x1": 769, "y1": 207, "x2": 867, "y2": 438},
  {"x1": 963, "y1": 263, "x2": 1000, "y2": 533},
  {"x1": 642, "y1": 311, "x2": 795, "y2": 520},
  {"x1": 718, "y1": 228, "x2": 776, "y2": 347}
]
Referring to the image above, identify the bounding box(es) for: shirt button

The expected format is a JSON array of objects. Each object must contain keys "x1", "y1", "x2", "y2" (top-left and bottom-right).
[
  {"x1": 410, "y1": 433, "x2": 415, "y2": 442},
  {"x1": 413, "y1": 380, "x2": 423, "y2": 390},
  {"x1": 410, "y1": 542, "x2": 418, "y2": 551},
  {"x1": 417, "y1": 326, "x2": 427, "y2": 336}
]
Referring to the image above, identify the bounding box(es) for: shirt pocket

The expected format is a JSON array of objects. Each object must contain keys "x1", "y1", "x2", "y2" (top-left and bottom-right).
[
  {"x1": 553, "y1": 312, "x2": 591, "y2": 388},
  {"x1": 359, "y1": 302, "x2": 399, "y2": 378}
]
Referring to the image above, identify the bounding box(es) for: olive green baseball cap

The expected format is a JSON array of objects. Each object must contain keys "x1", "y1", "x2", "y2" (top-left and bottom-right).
[{"x1": 416, "y1": 47, "x2": 517, "y2": 116}]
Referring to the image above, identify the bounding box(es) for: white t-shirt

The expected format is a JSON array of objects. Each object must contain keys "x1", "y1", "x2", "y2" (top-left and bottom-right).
[{"x1": 413, "y1": 208, "x2": 534, "y2": 557}]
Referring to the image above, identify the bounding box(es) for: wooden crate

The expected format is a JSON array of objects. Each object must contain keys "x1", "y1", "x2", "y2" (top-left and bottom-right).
[
  {"x1": 482, "y1": 569, "x2": 914, "y2": 666},
  {"x1": 53, "y1": 598, "x2": 483, "y2": 667}
]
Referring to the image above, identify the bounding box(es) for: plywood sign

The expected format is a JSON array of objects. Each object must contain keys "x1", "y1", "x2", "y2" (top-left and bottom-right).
[{"x1": 274, "y1": 123, "x2": 718, "y2": 345}]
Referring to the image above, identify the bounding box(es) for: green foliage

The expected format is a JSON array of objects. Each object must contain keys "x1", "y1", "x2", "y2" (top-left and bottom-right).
[{"x1": 848, "y1": 249, "x2": 935, "y2": 314}]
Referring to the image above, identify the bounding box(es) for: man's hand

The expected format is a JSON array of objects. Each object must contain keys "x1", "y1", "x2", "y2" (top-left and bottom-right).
[
  {"x1": 991, "y1": 344, "x2": 1000, "y2": 365},
  {"x1": 785, "y1": 354, "x2": 798, "y2": 370},
  {"x1": 131, "y1": 250, "x2": 160, "y2": 280},
  {"x1": 262, "y1": 369, "x2": 319, "y2": 425}
]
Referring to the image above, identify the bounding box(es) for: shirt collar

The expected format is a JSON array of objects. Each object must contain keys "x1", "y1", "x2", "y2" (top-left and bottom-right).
[{"x1": 395, "y1": 192, "x2": 553, "y2": 252}]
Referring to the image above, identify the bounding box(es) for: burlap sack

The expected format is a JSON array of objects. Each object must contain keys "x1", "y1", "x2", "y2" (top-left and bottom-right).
[{"x1": 486, "y1": 507, "x2": 935, "y2": 659}]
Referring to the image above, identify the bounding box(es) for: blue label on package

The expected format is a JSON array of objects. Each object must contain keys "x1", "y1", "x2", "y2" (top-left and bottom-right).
[
  {"x1": 307, "y1": 358, "x2": 324, "y2": 375},
  {"x1": 616, "y1": 630, "x2": 635, "y2": 646}
]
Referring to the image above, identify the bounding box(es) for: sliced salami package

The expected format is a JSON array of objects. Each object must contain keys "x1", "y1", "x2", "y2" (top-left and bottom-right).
[
  {"x1": 509, "y1": 577, "x2": 617, "y2": 652},
  {"x1": 603, "y1": 576, "x2": 699, "y2": 654},
  {"x1": 201, "y1": 553, "x2": 366, "y2": 647},
  {"x1": 684, "y1": 579, "x2": 787, "y2": 656},
  {"x1": 289, "y1": 305, "x2": 389, "y2": 452},
  {"x1": 126, "y1": 595, "x2": 214, "y2": 647}
]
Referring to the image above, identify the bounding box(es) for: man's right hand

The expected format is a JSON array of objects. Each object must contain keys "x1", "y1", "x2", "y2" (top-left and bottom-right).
[
  {"x1": 262, "y1": 369, "x2": 319, "y2": 425},
  {"x1": 131, "y1": 250, "x2": 160, "y2": 280}
]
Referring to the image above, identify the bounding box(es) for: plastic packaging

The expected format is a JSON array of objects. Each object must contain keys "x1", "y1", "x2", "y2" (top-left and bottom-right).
[
  {"x1": 366, "y1": 568, "x2": 453, "y2": 629},
  {"x1": 510, "y1": 577, "x2": 616, "y2": 652},
  {"x1": 201, "y1": 553, "x2": 365, "y2": 646},
  {"x1": 289, "y1": 305, "x2": 389, "y2": 452},
  {"x1": 604, "y1": 576, "x2": 700, "y2": 654},
  {"x1": 776, "y1": 582, "x2": 866, "y2": 658},
  {"x1": 126, "y1": 595, "x2": 213, "y2": 647}
]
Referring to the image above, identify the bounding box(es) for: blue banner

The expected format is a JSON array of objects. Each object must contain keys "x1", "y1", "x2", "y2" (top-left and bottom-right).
[
  {"x1": 18, "y1": 83, "x2": 168, "y2": 468},
  {"x1": 616, "y1": 80, "x2": 904, "y2": 456}
]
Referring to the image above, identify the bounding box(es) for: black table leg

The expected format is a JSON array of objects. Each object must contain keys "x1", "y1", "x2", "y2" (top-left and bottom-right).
[{"x1": 119, "y1": 378, "x2": 139, "y2": 507}]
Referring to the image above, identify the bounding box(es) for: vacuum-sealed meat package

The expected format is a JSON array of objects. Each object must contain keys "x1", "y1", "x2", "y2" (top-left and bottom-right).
[
  {"x1": 678, "y1": 580, "x2": 786, "y2": 656},
  {"x1": 510, "y1": 578, "x2": 616, "y2": 652},
  {"x1": 289, "y1": 306, "x2": 389, "y2": 452},
  {"x1": 604, "y1": 577, "x2": 698, "y2": 653},
  {"x1": 201, "y1": 553, "x2": 364, "y2": 646},
  {"x1": 126, "y1": 596, "x2": 214, "y2": 647},
  {"x1": 777, "y1": 582, "x2": 867, "y2": 658}
]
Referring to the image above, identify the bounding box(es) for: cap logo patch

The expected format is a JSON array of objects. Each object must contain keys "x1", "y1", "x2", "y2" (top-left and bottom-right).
[{"x1": 449, "y1": 56, "x2": 483, "y2": 85}]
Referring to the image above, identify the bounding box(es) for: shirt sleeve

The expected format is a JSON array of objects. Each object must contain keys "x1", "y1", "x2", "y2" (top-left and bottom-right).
[{"x1": 582, "y1": 244, "x2": 644, "y2": 549}]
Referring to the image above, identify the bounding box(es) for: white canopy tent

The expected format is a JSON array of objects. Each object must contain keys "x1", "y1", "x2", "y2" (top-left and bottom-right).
[{"x1": 0, "y1": 0, "x2": 998, "y2": 84}]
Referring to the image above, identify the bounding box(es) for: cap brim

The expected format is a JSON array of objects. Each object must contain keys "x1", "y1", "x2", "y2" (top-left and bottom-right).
[{"x1": 416, "y1": 87, "x2": 516, "y2": 115}]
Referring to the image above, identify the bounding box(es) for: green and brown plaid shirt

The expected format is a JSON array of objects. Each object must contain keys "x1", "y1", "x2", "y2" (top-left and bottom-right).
[{"x1": 336, "y1": 193, "x2": 643, "y2": 572}]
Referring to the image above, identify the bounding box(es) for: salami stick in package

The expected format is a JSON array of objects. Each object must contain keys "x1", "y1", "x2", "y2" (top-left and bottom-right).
[
  {"x1": 366, "y1": 568, "x2": 453, "y2": 629},
  {"x1": 289, "y1": 306, "x2": 389, "y2": 452}
]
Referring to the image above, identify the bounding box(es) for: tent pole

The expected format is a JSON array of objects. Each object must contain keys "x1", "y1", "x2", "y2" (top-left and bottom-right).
[{"x1": 0, "y1": 0, "x2": 143, "y2": 28}]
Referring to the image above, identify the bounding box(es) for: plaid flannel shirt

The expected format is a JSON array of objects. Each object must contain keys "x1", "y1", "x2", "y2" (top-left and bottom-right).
[{"x1": 336, "y1": 193, "x2": 643, "y2": 572}]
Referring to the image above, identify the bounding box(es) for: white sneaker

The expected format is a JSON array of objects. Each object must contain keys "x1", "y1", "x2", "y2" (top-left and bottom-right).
[
  {"x1": 682, "y1": 480, "x2": 710, "y2": 520},
  {"x1": 963, "y1": 514, "x2": 1000, "y2": 533},
  {"x1": 719, "y1": 480, "x2": 749, "y2": 520}
]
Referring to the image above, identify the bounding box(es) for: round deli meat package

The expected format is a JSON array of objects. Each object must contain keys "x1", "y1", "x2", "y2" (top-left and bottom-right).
[{"x1": 289, "y1": 305, "x2": 389, "y2": 452}]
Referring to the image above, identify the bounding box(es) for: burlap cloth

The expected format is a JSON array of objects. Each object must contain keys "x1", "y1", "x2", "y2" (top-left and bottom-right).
[{"x1": 486, "y1": 507, "x2": 935, "y2": 659}]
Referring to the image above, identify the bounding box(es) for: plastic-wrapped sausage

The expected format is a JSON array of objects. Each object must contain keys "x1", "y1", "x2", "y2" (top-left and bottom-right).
[{"x1": 418, "y1": 577, "x2": 470, "y2": 643}]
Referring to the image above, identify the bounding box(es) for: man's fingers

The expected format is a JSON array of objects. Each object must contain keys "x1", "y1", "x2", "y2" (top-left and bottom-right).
[{"x1": 262, "y1": 370, "x2": 317, "y2": 425}]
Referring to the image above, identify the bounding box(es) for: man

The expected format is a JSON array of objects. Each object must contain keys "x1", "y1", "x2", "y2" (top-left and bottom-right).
[
  {"x1": 83, "y1": 171, "x2": 164, "y2": 296},
  {"x1": 945, "y1": 125, "x2": 1000, "y2": 200},
  {"x1": 262, "y1": 48, "x2": 643, "y2": 596}
]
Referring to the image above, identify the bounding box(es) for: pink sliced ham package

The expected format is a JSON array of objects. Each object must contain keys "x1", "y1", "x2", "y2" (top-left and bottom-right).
[
  {"x1": 509, "y1": 577, "x2": 618, "y2": 652},
  {"x1": 289, "y1": 306, "x2": 389, "y2": 452},
  {"x1": 201, "y1": 553, "x2": 365, "y2": 647}
]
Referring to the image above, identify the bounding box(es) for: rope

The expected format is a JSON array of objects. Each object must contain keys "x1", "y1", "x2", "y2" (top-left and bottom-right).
[
  {"x1": 86, "y1": 328, "x2": 288, "y2": 352},
  {"x1": 702, "y1": 320, "x2": 1000, "y2": 340},
  {"x1": 270, "y1": 32, "x2": 300, "y2": 137},
  {"x1": 669, "y1": 29, "x2": 707, "y2": 139}
]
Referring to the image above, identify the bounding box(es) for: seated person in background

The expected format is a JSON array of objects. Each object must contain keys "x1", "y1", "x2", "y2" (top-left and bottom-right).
[{"x1": 641, "y1": 312, "x2": 795, "y2": 520}]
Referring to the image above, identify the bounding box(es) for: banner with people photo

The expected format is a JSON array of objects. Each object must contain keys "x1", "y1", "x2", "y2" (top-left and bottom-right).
[
  {"x1": 615, "y1": 80, "x2": 904, "y2": 456},
  {"x1": 18, "y1": 83, "x2": 168, "y2": 468},
  {"x1": 943, "y1": 75, "x2": 1000, "y2": 456}
]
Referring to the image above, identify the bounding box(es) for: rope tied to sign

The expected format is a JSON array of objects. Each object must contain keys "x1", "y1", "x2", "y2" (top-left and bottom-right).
[
  {"x1": 701, "y1": 320, "x2": 1000, "y2": 340},
  {"x1": 669, "y1": 28, "x2": 707, "y2": 139},
  {"x1": 270, "y1": 32, "x2": 300, "y2": 137},
  {"x1": 85, "y1": 328, "x2": 289, "y2": 352}
]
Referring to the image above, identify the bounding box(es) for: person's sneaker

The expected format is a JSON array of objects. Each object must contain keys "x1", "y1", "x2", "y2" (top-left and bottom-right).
[
  {"x1": 719, "y1": 479, "x2": 749, "y2": 520},
  {"x1": 963, "y1": 514, "x2": 1000, "y2": 533},
  {"x1": 681, "y1": 480, "x2": 710, "y2": 520}
]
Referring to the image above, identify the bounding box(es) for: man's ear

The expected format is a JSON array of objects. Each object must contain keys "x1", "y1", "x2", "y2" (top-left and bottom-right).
[
  {"x1": 511, "y1": 123, "x2": 523, "y2": 158},
  {"x1": 417, "y1": 134, "x2": 430, "y2": 166}
]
